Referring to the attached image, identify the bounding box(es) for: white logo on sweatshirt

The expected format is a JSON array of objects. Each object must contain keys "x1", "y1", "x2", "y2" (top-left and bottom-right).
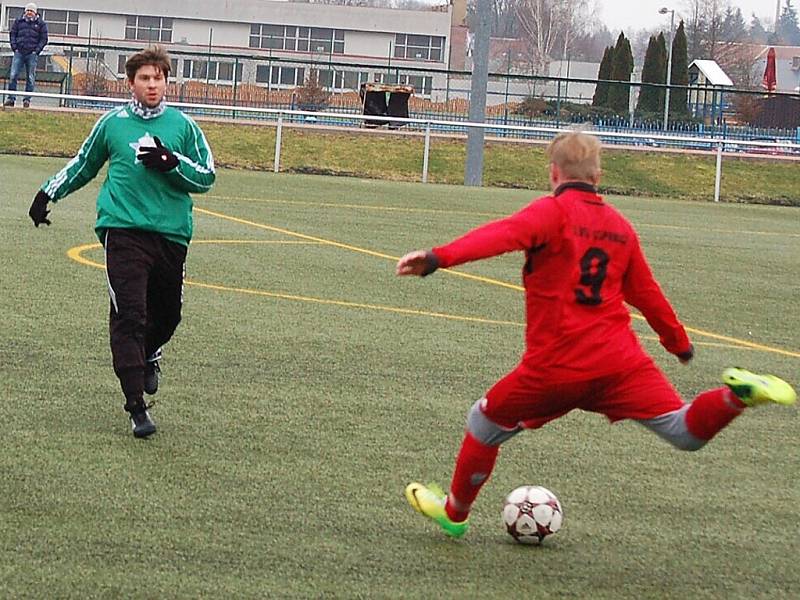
[{"x1": 129, "y1": 133, "x2": 157, "y2": 164}]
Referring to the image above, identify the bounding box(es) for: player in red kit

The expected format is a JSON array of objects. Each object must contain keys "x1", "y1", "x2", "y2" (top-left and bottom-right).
[{"x1": 397, "y1": 131, "x2": 796, "y2": 538}]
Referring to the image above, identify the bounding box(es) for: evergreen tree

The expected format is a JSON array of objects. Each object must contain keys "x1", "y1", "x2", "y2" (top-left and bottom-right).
[
  {"x1": 669, "y1": 20, "x2": 689, "y2": 120},
  {"x1": 592, "y1": 45, "x2": 614, "y2": 107},
  {"x1": 636, "y1": 34, "x2": 667, "y2": 115},
  {"x1": 607, "y1": 32, "x2": 634, "y2": 116},
  {"x1": 721, "y1": 7, "x2": 747, "y2": 42},
  {"x1": 749, "y1": 15, "x2": 768, "y2": 44},
  {"x1": 777, "y1": 0, "x2": 800, "y2": 45}
]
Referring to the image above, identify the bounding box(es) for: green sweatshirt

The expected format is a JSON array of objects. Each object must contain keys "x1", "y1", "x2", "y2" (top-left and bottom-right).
[{"x1": 42, "y1": 104, "x2": 215, "y2": 246}]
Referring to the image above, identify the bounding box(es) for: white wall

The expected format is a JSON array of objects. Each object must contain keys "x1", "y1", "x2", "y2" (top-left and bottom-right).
[
  {"x1": 173, "y1": 20, "x2": 244, "y2": 48},
  {"x1": 7, "y1": 0, "x2": 451, "y2": 36},
  {"x1": 344, "y1": 31, "x2": 394, "y2": 62}
]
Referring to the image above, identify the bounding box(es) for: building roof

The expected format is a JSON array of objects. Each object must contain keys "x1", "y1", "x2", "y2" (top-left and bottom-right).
[
  {"x1": 689, "y1": 60, "x2": 733, "y2": 86},
  {"x1": 754, "y1": 45, "x2": 800, "y2": 60}
]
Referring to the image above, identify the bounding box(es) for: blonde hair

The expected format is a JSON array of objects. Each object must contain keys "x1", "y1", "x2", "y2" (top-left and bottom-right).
[{"x1": 546, "y1": 131, "x2": 601, "y2": 182}]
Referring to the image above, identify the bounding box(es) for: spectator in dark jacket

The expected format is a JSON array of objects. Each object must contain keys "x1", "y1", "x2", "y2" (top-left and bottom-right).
[{"x1": 4, "y1": 3, "x2": 48, "y2": 107}]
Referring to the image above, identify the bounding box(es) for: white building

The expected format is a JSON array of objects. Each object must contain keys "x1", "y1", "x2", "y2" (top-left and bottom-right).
[
  {"x1": 1, "y1": 0, "x2": 453, "y2": 98},
  {"x1": 752, "y1": 45, "x2": 800, "y2": 93},
  {"x1": 688, "y1": 59, "x2": 733, "y2": 123}
]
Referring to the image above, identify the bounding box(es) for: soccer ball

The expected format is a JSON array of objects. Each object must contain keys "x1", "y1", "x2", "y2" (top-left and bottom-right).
[{"x1": 502, "y1": 485, "x2": 563, "y2": 544}]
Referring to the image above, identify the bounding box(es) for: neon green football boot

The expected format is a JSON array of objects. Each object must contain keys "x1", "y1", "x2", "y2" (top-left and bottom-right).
[
  {"x1": 405, "y1": 482, "x2": 469, "y2": 538},
  {"x1": 722, "y1": 368, "x2": 797, "y2": 407}
]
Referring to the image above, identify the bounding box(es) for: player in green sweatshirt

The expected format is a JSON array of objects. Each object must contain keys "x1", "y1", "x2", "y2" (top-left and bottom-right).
[{"x1": 29, "y1": 46, "x2": 215, "y2": 438}]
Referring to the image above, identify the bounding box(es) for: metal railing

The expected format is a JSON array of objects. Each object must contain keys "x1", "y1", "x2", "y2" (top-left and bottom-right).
[
  {"x1": 4, "y1": 38, "x2": 800, "y2": 142},
  {"x1": 2, "y1": 88, "x2": 798, "y2": 202}
]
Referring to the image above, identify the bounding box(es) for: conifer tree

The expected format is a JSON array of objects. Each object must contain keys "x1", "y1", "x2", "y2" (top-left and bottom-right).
[
  {"x1": 607, "y1": 32, "x2": 634, "y2": 116},
  {"x1": 592, "y1": 45, "x2": 614, "y2": 108},
  {"x1": 777, "y1": 0, "x2": 800, "y2": 45},
  {"x1": 636, "y1": 35, "x2": 666, "y2": 115},
  {"x1": 669, "y1": 20, "x2": 689, "y2": 120}
]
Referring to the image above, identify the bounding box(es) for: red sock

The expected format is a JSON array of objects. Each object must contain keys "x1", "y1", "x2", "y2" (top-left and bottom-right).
[
  {"x1": 685, "y1": 387, "x2": 744, "y2": 442},
  {"x1": 445, "y1": 431, "x2": 499, "y2": 523}
]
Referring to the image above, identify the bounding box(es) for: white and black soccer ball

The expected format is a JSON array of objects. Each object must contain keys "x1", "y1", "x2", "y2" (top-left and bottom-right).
[{"x1": 502, "y1": 485, "x2": 563, "y2": 544}]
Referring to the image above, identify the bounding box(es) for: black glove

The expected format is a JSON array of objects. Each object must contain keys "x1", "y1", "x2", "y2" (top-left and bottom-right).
[
  {"x1": 137, "y1": 136, "x2": 179, "y2": 172},
  {"x1": 677, "y1": 345, "x2": 694, "y2": 364},
  {"x1": 29, "y1": 190, "x2": 52, "y2": 227}
]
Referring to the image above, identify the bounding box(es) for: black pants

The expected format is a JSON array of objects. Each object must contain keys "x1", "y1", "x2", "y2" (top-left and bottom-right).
[{"x1": 103, "y1": 228, "x2": 187, "y2": 411}]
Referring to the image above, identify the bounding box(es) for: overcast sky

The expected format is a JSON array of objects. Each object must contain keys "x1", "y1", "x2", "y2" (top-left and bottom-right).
[{"x1": 599, "y1": 0, "x2": 779, "y2": 33}]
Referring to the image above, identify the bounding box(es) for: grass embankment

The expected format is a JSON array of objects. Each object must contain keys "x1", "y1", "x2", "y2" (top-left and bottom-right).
[{"x1": 1, "y1": 108, "x2": 797, "y2": 205}]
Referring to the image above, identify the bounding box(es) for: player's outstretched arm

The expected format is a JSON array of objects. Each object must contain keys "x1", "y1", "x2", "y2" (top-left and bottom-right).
[
  {"x1": 42, "y1": 111, "x2": 111, "y2": 202},
  {"x1": 623, "y1": 238, "x2": 692, "y2": 359},
  {"x1": 396, "y1": 250, "x2": 439, "y2": 277}
]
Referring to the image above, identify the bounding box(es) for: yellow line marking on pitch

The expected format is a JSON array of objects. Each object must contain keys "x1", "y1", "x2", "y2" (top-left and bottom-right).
[
  {"x1": 66, "y1": 242, "x2": 521, "y2": 328},
  {"x1": 189, "y1": 281, "x2": 523, "y2": 327},
  {"x1": 200, "y1": 195, "x2": 800, "y2": 238},
  {"x1": 194, "y1": 239, "x2": 326, "y2": 245},
  {"x1": 195, "y1": 207, "x2": 523, "y2": 291},
  {"x1": 67, "y1": 236, "x2": 800, "y2": 360},
  {"x1": 203, "y1": 195, "x2": 503, "y2": 219},
  {"x1": 63, "y1": 243, "x2": 763, "y2": 352}
]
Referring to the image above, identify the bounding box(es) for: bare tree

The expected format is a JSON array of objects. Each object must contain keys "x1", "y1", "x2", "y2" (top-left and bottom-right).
[
  {"x1": 683, "y1": 0, "x2": 732, "y2": 60},
  {"x1": 681, "y1": 0, "x2": 754, "y2": 86},
  {"x1": 488, "y1": 0, "x2": 519, "y2": 38},
  {"x1": 515, "y1": 0, "x2": 592, "y2": 74}
]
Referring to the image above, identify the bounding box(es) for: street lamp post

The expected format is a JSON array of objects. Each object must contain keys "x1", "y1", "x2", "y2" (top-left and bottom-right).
[{"x1": 660, "y1": 7, "x2": 675, "y2": 131}]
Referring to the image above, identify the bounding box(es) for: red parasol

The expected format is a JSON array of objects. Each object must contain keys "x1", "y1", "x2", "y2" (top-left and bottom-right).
[{"x1": 762, "y1": 47, "x2": 777, "y2": 92}]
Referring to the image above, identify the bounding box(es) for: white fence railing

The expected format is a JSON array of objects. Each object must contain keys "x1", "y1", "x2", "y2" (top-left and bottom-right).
[{"x1": 3, "y1": 89, "x2": 798, "y2": 202}]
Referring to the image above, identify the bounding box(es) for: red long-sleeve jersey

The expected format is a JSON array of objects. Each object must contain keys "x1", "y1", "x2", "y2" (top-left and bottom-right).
[{"x1": 432, "y1": 184, "x2": 691, "y2": 382}]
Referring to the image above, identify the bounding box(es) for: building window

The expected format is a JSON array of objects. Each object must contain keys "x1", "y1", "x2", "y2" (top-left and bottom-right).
[
  {"x1": 125, "y1": 15, "x2": 173, "y2": 43},
  {"x1": 308, "y1": 28, "x2": 345, "y2": 55},
  {"x1": 255, "y1": 65, "x2": 271, "y2": 83},
  {"x1": 250, "y1": 23, "x2": 345, "y2": 55},
  {"x1": 406, "y1": 74, "x2": 433, "y2": 96},
  {"x1": 182, "y1": 59, "x2": 242, "y2": 82},
  {"x1": 64, "y1": 49, "x2": 105, "y2": 61},
  {"x1": 254, "y1": 65, "x2": 305, "y2": 87},
  {"x1": 793, "y1": 56, "x2": 800, "y2": 70},
  {"x1": 318, "y1": 69, "x2": 370, "y2": 91},
  {"x1": 40, "y1": 9, "x2": 79, "y2": 35},
  {"x1": 394, "y1": 34, "x2": 444, "y2": 62},
  {"x1": 374, "y1": 72, "x2": 433, "y2": 96},
  {"x1": 216, "y1": 61, "x2": 243, "y2": 82},
  {"x1": 250, "y1": 24, "x2": 286, "y2": 49},
  {"x1": 5, "y1": 7, "x2": 23, "y2": 29},
  {"x1": 6, "y1": 7, "x2": 79, "y2": 35},
  {"x1": 281, "y1": 66, "x2": 303, "y2": 85}
]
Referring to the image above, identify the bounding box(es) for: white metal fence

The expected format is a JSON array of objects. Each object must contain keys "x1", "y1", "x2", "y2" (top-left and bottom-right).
[{"x1": 3, "y1": 89, "x2": 798, "y2": 203}]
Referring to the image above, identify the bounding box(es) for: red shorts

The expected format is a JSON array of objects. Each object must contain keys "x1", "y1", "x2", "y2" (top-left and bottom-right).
[{"x1": 483, "y1": 360, "x2": 684, "y2": 430}]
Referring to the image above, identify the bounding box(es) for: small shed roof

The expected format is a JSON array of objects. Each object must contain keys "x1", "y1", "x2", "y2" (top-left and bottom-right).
[{"x1": 689, "y1": 60, "x2": 734, "y2": 86}]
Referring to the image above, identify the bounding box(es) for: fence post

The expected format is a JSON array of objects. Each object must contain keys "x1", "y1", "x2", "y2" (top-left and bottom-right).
[
  {"x1": 274, "y1": 113, "x2": 283, "y2": 173},
  {"x1": 66, "y1": 45, "x2": 74, "y2": 104},
  {"x1": 714, "y1": 141, "x2": 723, "y2": 203},
  {"x1": 556, "y1": 79, "x2": 562, "y2": 128},
  {"x1": 232, "y1": 57, "x2": 239, "y2": 120},
  {"x1": 422, "y1": 121, "x2": 431, "y2": 183}
]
